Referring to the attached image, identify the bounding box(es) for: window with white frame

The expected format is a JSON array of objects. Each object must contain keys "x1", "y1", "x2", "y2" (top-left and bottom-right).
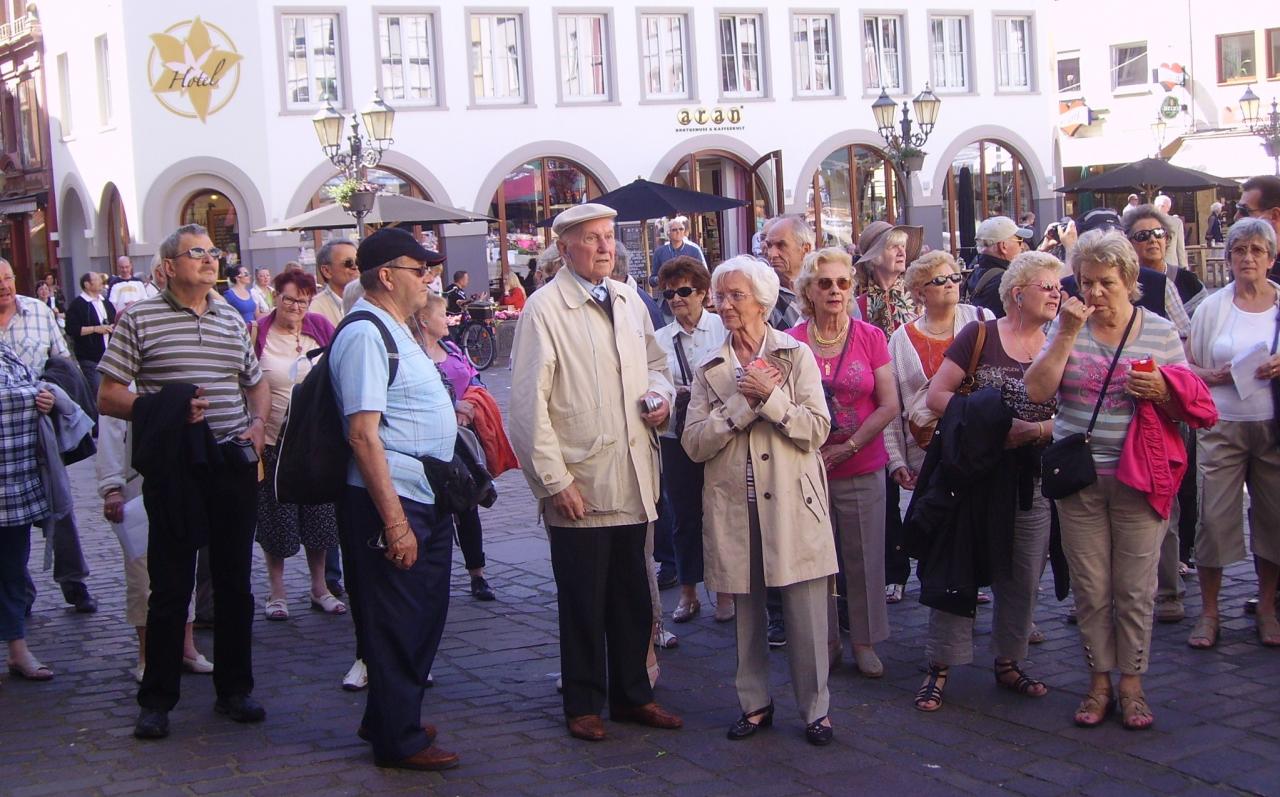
[
  {"x1": 862, "y1": 15, "x2": 903, "y2": 93},
  {"x1": 94, "y1": 35, "x2": 112, "y2": 125},
  {"x1": 470, "y1": 13, "x2": 526, "y2": 104},
  {"x1": 792, "y1": 13, "x2": 835, "y2": 96},
  {"x1": 282, "y1": 14, "x2": 342, "y2": 108},
  {"x1": 718, "y1": 13, "x2": 764, "y2": 98},
  {"x1": 993, "y1": 16, "x2": 1031, "y2": 91},
  {"x1": 558, "y1": 13, "x2": 609, "y2": 101},
  {"x1": 377, "y1": 14, "x2": 436, "y2": 104},
  {"x1": 929, "y1": 15, "x2": 968, "y2": 91},
  {"x1": 639, "y1": 13, "x2": 689, "y2": 99},
  {"x1": 1110, "y1": 42, "x2": 1147, "y2": 90},
  {"x1": 56, "y1": 52, "x2": 72, "y2": 137}
]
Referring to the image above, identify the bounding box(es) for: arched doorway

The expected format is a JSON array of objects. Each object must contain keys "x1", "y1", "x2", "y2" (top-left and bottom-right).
[
  {"x1": 303, "y1": 166, "x2": 435, "y2": 266},
  {"x1": 59, "y1": 187, "x2": 91, "y2": 286},
  {"x1": 180, "y1": 190, "x2": 240, "y2": 269},
  {"x1": 942, "y1": 139, "x2": 1034, "y2": 261},
  {"x1": 488, "y1": 156, "x2": 604, "y2": 285},
  {"x1": 664, "y1": 151, "x2": 772, "y2": 265},
  {"x1": 806, "y1": 144, "x2": 902, "y2": 249}
]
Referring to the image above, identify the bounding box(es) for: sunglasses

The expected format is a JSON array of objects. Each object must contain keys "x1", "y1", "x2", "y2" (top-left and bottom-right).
[
  {"x1": 386, "y1": 264, "x2": 430, "y2": 278},
  {"x1": 925, "y1": 273, "x2": 965, "y2": 287},
  {"x1": 816, "y1": 277, "x2": 853, "y2": 291},
  {"x1": 178, "y1": 247, "x2": 223, "y2": 260},
  {"x1": 339, "y1": 258, "x2": 359, "y2": 271},
  {"x1": 1025, "y1": 282, "x2": 1061, "y2": 294},
  {"x1": 663, "y1": 286, "x2": 697, "y2": 300},
  {"x1": 1128, "y1": 228, "x2": 1167, "y2": 242}
]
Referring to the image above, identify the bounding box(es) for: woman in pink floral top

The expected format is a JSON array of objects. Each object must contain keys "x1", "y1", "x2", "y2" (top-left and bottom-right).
[{"x1": 788, "y1": 247, "x2": 900, "y2": 678}]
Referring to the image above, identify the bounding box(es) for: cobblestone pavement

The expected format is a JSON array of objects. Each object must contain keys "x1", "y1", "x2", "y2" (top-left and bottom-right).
[{"x1": 3, "y1": 364, "x2": 1279, "y2": 797}]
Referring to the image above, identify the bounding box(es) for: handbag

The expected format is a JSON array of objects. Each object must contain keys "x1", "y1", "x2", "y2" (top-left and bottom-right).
[
  {"x1": 907, "y1": 320, "x2": 987, "y2": 449},
  {"x1": 1041, "y1": 306, "x2": 1138, "y2": 500},
  {"x1": 671, "y1": 334, "x2": 694, "y2": 439}
]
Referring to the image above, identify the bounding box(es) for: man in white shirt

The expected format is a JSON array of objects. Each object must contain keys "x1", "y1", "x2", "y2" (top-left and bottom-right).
[
  {"x1": 107, "y1": 256, "x2": 159, "y2": 311},
  {"x1": 311, "y1": 239, "x2": 358, "y2": 327}
]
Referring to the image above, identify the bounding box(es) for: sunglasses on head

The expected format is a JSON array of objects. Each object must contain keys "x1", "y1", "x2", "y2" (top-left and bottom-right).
[
  {"x1": 816, "y1": 277, "x2": 852, "y2": 291},
  {"x1": 1128, "y1": 228, "x2": 1167, "y2": 242},
  {"x1": 926, "y1": 273, "x2": 965, "y2": 287},
  {"x1": 663, "y1": 286, "x2": 697, "y2": 300}
]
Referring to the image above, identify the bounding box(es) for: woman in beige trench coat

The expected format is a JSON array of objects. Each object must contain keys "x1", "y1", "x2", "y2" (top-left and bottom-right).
[{"x1": 682, "y1": 256, "x2": 839, "y2": 746}]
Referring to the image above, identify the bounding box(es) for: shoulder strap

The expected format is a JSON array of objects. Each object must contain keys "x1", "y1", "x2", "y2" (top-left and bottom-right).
[
  {"x1": 334, "y1": 310, "x2": 400, "y2": 387},
  {"x1": 673, "y1": 333, "x2": 693, "y2": 386},
  {"x1": 974, "y1": 267, "x2": 1002, "y2": 297},
  {"x1": 1271, "y1": 304, "x2": 1280, "y2": 357},
  {"x1": 1085, "y1": 304, "x2": 1141, "y2": 438},
  {"x1": 964, "y1": 320, "x2": 988, "y2": 382},
  {"x1": 822, "y1": 319, "x2": 855, "y2": 387}
]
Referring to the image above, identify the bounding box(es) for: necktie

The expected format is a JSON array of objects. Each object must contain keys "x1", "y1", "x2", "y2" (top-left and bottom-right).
[{"x1": 591, "y1": 284, "x2": 608, "y2": 304}]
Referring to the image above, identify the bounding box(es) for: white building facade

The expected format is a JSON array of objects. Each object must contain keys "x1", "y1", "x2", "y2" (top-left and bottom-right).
[{"x1": 42, "y1": 0, "x2": 1056, "y2": 285}]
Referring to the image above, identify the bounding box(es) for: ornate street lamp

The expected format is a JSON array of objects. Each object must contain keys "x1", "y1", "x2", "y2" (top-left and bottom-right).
[
  {"x1": 311, "y1": 93, "x2": 397, "y2": 181},
  {"x1": 1240, "y1": 86, "x2": 1280, "y2": 176},
  {"x1": 870, "y1": 85, "x2": 941, "y2": 223}
]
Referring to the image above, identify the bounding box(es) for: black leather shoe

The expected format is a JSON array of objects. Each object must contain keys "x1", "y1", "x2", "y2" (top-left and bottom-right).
[
  {"x1": 470, "y1": 575, "x2": 496, "y2": 601},
  {"x1": 64, "y1": 585, "x2": 98, "y2": 614},
  {"x1": 134, "y1": 708, "x2": 170, "y2": 739},
  {"x1": 805, "y1": 717, "x2": 833, "y2": 746},
  {"x1": 767, "y1": 613, "x2": 787, "y2": 648},
  {"x1": 215, "y1": 694, "x2": 266, "y2": 723},
  {"x1": 656, "y1": 563, "x2": 678, "y2": 590},
  {"x1": 727, "y1": 702, "x2": 774, "y2": 740}
]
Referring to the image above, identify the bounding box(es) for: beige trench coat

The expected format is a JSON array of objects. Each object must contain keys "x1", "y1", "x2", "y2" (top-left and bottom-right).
[
  {"x1": 508, "y1": 267, "x2": 674, "y2": 528},
  {"x1": 681, "y1": 327, "x2": 838, "y2": 593}
]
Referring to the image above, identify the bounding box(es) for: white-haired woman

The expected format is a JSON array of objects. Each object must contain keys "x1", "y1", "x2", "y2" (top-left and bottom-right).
[
  {"x1": 1025, "y1": 230, "x2": 1189, "y2": 731},
  {"x1": 885, "y1": 250, "x2": 991, "y2": 532},
  {"x1": 1185, "y1": 218, "x2": 1280, "y2": 650},
  {"x1": 682, "y1": 256, "x2": 839, "y2": 746},
  {"x1": 1205, "y1": 202, "x2": 1224, "y2": 247},
  {"x1": 653, "y1": 216, "x2": 706, "y2": 273},
  {"x1": 789, "y1": 247, "x2": 898, "y2": 678},
  {"x1": 913, "y1": 252, "x2": 1062, "y2": 712}
]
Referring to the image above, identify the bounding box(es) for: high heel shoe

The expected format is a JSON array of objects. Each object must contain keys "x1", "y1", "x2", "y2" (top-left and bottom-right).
[{"x1": 727, "y1": 702, "x2": 774, "y2": 740}]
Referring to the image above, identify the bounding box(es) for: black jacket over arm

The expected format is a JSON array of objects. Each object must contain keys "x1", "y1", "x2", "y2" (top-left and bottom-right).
[
  {"x1": 132, "y1": 383, "x2": 222, "y2": 546},
  {"x1": 64, "y1": 295, "x2": 117, "y2": 362}
]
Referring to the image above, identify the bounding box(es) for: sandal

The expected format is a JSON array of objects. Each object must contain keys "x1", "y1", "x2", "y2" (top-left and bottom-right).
[
  {"x1": 884, "y1": 584, "x2": 905, "y2": 604},
  {"x1": 1258, "y1": 614, "x2": 1280, "y2": 648},
  {"x1": 1187, "y1": 615, "x2": 1219, "y2": 649},
  {"x1": 672, "y1": 599, "x2": 700, "y2": 623},
  {"x1": 1073, "y1": 691, "x2": 1114, "y2": 728},
  {"x1": 7, "y1": 660, "x2": 54, "y2": 681},
  {"x1": 1119, "y1": 693, "x2": 1154, "y2": 730},
  {"x1": 264, "y1": 597, "x2": 289, "y2": 621},
  {"x1": 995, "y1": 658, "x2": 1047, "y2": 697},
  {"x1": 914, "y1": 664, "x2": 948, "y2": 712},
  {"x1": 310, "y1": 593, "x2": 347, "y2": 615}
]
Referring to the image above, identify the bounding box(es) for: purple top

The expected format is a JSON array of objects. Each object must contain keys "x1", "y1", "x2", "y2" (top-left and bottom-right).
[
  {"x1": 253, "y1": 311, "x2": 336, "y2": 359},
  {"x1": 435, "y1": 340, "x2": 480, "y2": 396}
]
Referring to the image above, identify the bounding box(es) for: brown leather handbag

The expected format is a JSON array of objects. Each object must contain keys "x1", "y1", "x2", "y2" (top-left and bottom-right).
[{"x1": 906, "y1": 321, "x2": 987, "y2": 449}]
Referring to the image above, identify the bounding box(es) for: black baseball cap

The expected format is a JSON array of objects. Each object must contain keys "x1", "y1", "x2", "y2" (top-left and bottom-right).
[
  {"x1": 1076, "y1": 208, "x2": 1123, "y2": 235},
  {"x1": 356, "y1": 227, "x2": 445, "y2": 272}
]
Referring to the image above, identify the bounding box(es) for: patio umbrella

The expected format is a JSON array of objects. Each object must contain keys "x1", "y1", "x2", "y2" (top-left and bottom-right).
[
  {"x1": 1056, "y1": 158, "x2": 1238, "y2": 200},
  {"x1": 537, "y1": 178, "x2": 750, "y2": 225},
  {"x1": 257, "y1": 194, "x2": 492, "y2": 232},
  {"x1": 957, "y1": 167, "x2": 976, "y2": 265}
]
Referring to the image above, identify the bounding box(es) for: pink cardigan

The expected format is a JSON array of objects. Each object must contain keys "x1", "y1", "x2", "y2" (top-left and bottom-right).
[{"x1": 1116, "y1": 365, "x2": 1218, "y2": 519}]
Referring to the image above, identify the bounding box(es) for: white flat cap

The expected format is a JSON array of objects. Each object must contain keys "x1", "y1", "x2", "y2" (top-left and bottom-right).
[
  {"x1": 975, "y1": 216, "x2": 1018, "y2": 246},
  {"x1": 551, "y1": 202, "x2": 618, "y2": 236}
]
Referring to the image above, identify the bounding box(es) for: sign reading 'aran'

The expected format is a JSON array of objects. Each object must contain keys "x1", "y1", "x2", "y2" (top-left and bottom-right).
[
  {"x1": 676, "y1": 106, "x2": 744, "y2": 132},
  {"x1": 147, "y1": 17, "x2": 242, "y2": 122}
]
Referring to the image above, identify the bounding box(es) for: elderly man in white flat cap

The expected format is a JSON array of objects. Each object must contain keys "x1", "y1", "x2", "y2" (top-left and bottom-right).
[{"x1": 509, "y1": 202, "x2": 682, "y2": 742}]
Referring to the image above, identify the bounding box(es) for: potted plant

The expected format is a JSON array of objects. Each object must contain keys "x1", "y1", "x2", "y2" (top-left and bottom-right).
[
  {"x1": 326, "y1": 178, "x2": 378, "y2": 213},
  {"x1": 898, "y1": 146, "x2": 926, "y2": 173}
]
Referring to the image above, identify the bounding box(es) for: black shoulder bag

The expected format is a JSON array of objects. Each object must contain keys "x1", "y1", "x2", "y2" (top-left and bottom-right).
[
  {"x1": 1041, "y1": 306, "x2": 1139, "y2": 500},
  {"x1": 821, "y1": 326, "x2": 853, "y2": 422},
  {"x1": 671, "y1": 334, "x2": 694, "y2": 439}
]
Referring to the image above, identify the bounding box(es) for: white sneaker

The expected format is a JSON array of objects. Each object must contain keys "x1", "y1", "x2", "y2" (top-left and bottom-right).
[
  {"x1": 130, "y1": 663, "x2": 145, "y2": 684},
  {"x1": 342, "y1": 658, "x2": 368, "y2": 691}
]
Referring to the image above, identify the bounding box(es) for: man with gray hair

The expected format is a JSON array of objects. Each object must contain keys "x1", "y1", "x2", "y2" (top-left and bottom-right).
[
  {"x1": 965, "y1": 216, "x2": 1023, "y2": 318},
  {"x1": 108, "y1": 255, "x2": 159, "y2": 310},
  {"x1": 312, "y1": 238, "x2": 358, "y2": 327},
  {"x1": 99, "y1": 223, "x2": 271, "y2": 740},
  {"x1": 652, "y1": 215, "x2": 705, "y2": 273},
  {"x1": 762, "y1": 216, "x2": 814, "y2": 330},
  {"x1": 1152, "y1": 195, "x2": 1187, "y2": 269}
]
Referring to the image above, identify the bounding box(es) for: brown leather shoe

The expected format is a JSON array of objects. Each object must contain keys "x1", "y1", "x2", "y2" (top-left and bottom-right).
[
  {"x1": 357, "y1": 723, "x2": 437, "y2": 744},
  {"x1": 375, "y1": 744, "x2": 460, "y2": 771},
  {"x1": 566, "y1": 714, "x2": 606, "y2": 741},
  {"x1": 610, "y1": 702, "x2": 683, "y2": 729}
]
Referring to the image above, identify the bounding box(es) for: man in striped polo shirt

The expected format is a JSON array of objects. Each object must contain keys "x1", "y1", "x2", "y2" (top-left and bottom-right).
[{"x1": 99, "y1": 223, "x2": 271, "y2": 740}]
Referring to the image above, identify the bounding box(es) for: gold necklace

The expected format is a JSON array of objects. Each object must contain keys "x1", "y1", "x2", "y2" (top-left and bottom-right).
[{"x1": 811, "y1": 320, "x2": 849, "y2": 347}]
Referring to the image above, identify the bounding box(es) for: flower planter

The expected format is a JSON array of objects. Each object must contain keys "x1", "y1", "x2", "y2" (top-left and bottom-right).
[
  {"x1": 902, "y1": 154, "x2": 925, "y2": 173},
  {"x1": 345, "y1": 190, "x2": 376, "y2": 215}
]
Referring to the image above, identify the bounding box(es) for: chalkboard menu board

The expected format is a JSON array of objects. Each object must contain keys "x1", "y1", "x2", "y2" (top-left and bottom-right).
[{"x1": 618, "y1": 222, "x2": 650, "y2": 283}]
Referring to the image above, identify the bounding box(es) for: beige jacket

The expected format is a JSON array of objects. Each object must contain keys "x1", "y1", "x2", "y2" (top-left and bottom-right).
[
  {"x1": 509, "y1": 267, "x2": 674, "y2": 528},
  {"x1": 682, "y1": 327, "x2": 838, "y2": 593}
]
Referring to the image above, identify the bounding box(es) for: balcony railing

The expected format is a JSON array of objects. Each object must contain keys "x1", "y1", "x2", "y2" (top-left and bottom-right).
[{"x1": 0, "y1": 14, "x2": 34, "y2": 47}]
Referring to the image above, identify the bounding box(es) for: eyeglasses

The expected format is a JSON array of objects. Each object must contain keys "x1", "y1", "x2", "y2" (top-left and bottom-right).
[
  {"x1": 1025, "y1": 282, "x2": 1062, "y2": 294},
  {"x1": 338, "y1": 258, "x2": 359, "y2": 271},
  {"x1": 178, "y1": 247, "x2": 223, "y2": 260},
  {"x1": 1236, "y1": 204, "x2": 1259, "y2": 217},
  {"x1": 925, "y1": 273, "x2": 965, "y2": 287},
  {"x1": 279, "y1": 295, "x2": 311, "y2": 308},
  {"x1": 1230, "y1": 244, "x2": 1271, "y2": 260},
  {"x1": 663, "y1": 286, "x2": 697, "y2": 299},
  {"x1": 714, "y1": 290, "x2": 752, "y2": 305},
  {"x1": 1128, "y1": 228, "x2": 1168, "y2": 243},
  {"x1": 385, "y1": 264, "x2": 430, "y2": 278},
  {"x1": 669, "y1": 226, "x2": 685, "y2": 232},
  {"x1": 816, "y1": 277, "x2": 853, "y2": 291}
]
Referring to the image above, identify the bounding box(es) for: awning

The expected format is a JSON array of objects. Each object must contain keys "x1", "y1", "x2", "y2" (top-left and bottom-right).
[
  {"x1": 0, "y1": 195, "x2": 38, "y2": 215},
  {"x1": 1166, "y1": 132, "x2": 1269, "y2": 182}
]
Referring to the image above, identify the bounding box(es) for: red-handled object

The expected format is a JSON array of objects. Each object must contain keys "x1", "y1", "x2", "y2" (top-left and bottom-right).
[{"x1": 1131, "y1": 357, "x2": 1155, "y2": 373}]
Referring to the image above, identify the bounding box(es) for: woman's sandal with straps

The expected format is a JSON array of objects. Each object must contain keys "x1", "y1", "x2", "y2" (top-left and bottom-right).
[
  {"x1": 727, "y1": 702, "x2": 774, "y2": 740},
  {"x1": 1119, "y1": 692, "x2": 1154, "y2": 730},
  {"x1": 914, "y1": 664, "x2": 948, "y2": 712},
  {"x1": 1073, "y1": 691, "x2": 1114, "y2": 728},
  {"x1": 994, "y1": 659, "x2": 1048, "y2": 697}
]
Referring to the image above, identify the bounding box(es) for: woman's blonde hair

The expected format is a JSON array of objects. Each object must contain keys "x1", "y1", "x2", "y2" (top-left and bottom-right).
[
  {"x1": 795, "y1": 247, "x2": 855, "y2": 319},
  {"x1": 998, "y1": 251, "x2": 1064, "y2": 309},
  {"x1": 903, "y1": 250, "x2": 959, "y2": 300},
  {"x1": 423, "y1": 292, "x2": 446, "y2": 314},
  {"x1": 1070, "y1": 229, "x2": 1142, "y2": 301}
]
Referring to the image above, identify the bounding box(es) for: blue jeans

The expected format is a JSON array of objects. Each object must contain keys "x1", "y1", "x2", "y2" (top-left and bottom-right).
[{"x1": 1, "y1": 525, "x2": 33, "y2": 641}]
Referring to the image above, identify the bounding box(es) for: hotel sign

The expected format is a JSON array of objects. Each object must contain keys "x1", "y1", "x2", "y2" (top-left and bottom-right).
[{"x1": 147, "y1": 18, "x2": 242, "y2": 122}]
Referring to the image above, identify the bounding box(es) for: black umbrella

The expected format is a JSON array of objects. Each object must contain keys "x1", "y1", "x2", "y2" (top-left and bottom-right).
[
  {"x1": 1056, "y1": 157, "x2": 1238, "y2": 200},
  {"x1": 957, "y1": 167, "x2": 976, "y2": 265},
  {"x1": 538, "y1": 178, "x2": 749, "y2": 225}
]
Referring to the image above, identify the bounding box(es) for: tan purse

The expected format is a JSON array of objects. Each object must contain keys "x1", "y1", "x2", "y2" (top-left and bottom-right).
[{"x1": 905, "y1": 321, "x2": 987, "y2": 449}]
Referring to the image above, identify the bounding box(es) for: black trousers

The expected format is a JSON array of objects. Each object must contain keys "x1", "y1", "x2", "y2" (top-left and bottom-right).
[
  {"x1": 883, "y1": 474, "x2": 911, "y2": 586},
  {"x1": 338, "y1": 486, "x2": 453, "y2": 762},
  {"x1": 455, "y1": 506, "x2": 485, "y2": 571},
  {"x1": 548, "y1": 523, "x2": 654, "y2": 717},
  {"x1": 138, "y1": 457, "x2": 257, "y2": 711},
  {"x1": 660, "y1": 436, "x2": 705, "y2": 585}
]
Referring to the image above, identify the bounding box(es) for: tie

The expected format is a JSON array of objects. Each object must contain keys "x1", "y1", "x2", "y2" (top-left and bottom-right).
[{"x1": 591, "y1": 284, "x2": 608, "y2": 304}]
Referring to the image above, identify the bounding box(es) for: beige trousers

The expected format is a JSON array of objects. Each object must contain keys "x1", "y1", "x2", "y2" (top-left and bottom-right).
[
  {"x1": 829, "y1": 472, "x2": 889, "y2": 646},
  {"x1": 1057, "y1": 474, "x2": 1164, "y2": 675},
  {"x1": 1197, "y1": 420, "x2": 1280, "y2": 569}
]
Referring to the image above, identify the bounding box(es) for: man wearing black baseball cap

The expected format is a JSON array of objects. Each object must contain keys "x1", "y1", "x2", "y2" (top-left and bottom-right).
[{"x1": 328, "y1": 226, "x2": 460, "y2": 771}]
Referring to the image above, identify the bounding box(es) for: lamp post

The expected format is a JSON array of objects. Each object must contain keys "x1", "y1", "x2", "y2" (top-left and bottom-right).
[
  {"x1": 871, "y1": 84, "x2": 941, "y2": 224},
  {"x1": 311, "y1": 94, "x2": 397, "y2": 230},
  {"x1": 1151, "y1": 116, "x2": 1168, "y2": 158},
  {"x1": 1240, "y1": 86, "x2": 1280, "y2": 176}
]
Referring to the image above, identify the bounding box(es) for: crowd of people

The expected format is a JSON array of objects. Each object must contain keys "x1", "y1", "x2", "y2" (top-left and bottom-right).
[{"x1": 0, "y1": 173, "x2": 1279, "y2": 773}]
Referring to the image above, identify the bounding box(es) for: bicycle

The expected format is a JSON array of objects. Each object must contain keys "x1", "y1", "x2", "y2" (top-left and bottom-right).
[{"x1": 448, "y1": 303, "x2": 497, "y2": 371}]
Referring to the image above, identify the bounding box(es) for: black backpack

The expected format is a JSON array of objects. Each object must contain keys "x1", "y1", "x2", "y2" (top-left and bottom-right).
[{"x1": 274, "y1": 310, "x2": 399, "y2": 505}]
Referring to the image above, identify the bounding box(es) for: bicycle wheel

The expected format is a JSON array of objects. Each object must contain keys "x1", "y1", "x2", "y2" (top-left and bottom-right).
[{"x1": 461, "y1": 323, "x2": 496, "y2": 371}]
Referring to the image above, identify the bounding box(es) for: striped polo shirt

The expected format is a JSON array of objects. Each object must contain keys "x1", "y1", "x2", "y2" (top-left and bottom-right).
[
  {"x1": 99, "y1": 289, "x2": 262, "y2": 442},
  {"x1": 1047, "y1": 307, "x2": 1186, "y2": 474}
]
